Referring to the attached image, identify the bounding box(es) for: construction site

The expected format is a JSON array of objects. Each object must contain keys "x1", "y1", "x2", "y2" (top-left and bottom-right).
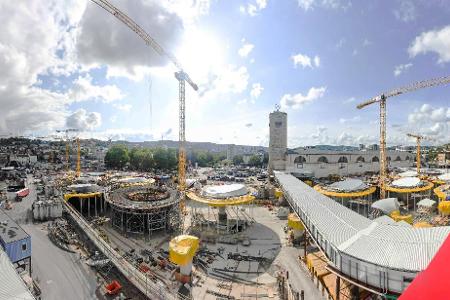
[{"x1": 0, "y1": 1, "x2": 449, "y2": 300}]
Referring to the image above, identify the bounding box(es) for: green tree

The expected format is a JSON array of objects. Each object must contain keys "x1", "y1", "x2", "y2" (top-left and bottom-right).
[
  {"x1": 233, "y1": 155, "x2": 244, "y2": 165},
  {"x1": 166, "y1": 148, "x2": 178, "y2": 170},
  {"x1": 153, "y1": 148, "x2": 168, "y2": 170},
  {"x1": 141, "y1": 149, "x2": 154, "y2": 171},
  {"x1": 105, "y1": 145, "x2": 129, "y2": 169},
  {"x1": 248, "y1": 154, "x2": 262, "y2": 167}
]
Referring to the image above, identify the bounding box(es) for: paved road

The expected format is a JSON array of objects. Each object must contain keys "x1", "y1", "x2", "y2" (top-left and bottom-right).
[
  {"x1": 5, "y1": 175, "x2": 100, "y2": 300},
  {"x1": 273, "y1": 246, "x2": 326, "y2": 300},
  {"x1": 22, "y1": 223, "x2": 99, "y2": 300}
]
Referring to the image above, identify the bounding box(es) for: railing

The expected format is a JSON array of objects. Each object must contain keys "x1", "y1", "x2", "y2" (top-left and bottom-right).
[{"x1": 63, "y1": 201, "x2": 186, "y2": 300}]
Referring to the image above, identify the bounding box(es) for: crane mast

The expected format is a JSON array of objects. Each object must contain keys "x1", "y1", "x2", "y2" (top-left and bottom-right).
[
  {"x1": 357, "y1": 76, "x2": 450, "y2": 199},
  {"x1": 89, "y1": 0, "x2": 198, "y2": 216},
  {"x1": 407, "y1": 133, "x2": 434, "y2": 175}
]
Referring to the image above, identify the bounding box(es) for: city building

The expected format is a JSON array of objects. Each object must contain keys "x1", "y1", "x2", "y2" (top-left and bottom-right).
[{"x1": 286, "y1": 149, "x2": 413, "y2": 178}]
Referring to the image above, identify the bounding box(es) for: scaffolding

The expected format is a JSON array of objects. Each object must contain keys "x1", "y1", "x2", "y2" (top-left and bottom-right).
[{"x1": 107, "y1": 185, "x2": 179, "y2": 237}]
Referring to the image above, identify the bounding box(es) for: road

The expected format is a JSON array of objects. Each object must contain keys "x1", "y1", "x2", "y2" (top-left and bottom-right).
[{"x1": 6, "y1": 175, "x2": 100, "y2": 300}]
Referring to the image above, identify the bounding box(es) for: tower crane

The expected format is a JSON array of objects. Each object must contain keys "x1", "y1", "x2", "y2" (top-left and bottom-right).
[
  {"x1": 89, "y1": 0, "x2": 198, "y2": 213},
  {"x1": 56, "y1": 129, "x2": 80, "y2": 174},
  {"x1": 407, "y1": 133, "x2": 434, "y2": 176},
  {"x1": 357, "y1": 76, "x2": 450, "y2": 199}
]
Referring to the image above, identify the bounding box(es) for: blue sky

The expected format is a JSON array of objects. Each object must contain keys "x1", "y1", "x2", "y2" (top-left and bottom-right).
[{"x1": 0, "y1": 0, "x2": 448, "y2": 147}]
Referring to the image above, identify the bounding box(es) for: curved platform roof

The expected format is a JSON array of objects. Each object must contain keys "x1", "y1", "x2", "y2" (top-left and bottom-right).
[
  {"x1": 187, "y1": 192, "x2": 254, "y2": 207},
  {"x1": 275, "y1": 172, "x2": 450, "y2": 273},
  {"x1": 106, "y1": 186, "x2": 178, "y2": 211},
  {"x1": 201, "y1": 184, "x2": 248, "y2": 199}
]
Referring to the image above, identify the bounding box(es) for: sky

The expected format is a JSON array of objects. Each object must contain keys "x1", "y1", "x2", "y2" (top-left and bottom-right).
[{"x1": 0, "y1": 0, "x2": 449, "y2": 147}]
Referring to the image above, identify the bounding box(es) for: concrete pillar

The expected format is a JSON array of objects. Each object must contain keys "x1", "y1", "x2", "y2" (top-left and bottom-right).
[
  {"x1": 350, "y1": 285, "x2": 360, "y2": 300},
  {"x1": 335, "y1": 276, "x2": 340, "y2": 300}
]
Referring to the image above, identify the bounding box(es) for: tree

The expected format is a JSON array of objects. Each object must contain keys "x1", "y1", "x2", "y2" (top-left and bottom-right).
[
  {"x1": 248, "y1": 154, "x2": 262, "y2": 167},
  {"x1": 166, "y1": 148, "x2": 178, "y2": 170},
  {"x1": 105, "y1": 145, "x2": 129, "y2": 169},
  {"x1": 153, "y1": 148, "x2": 168, "y2": 170},
  {"x1": 141, "y1": 149, "x2": 154, "y2": 171},
  {"x1": 233, "y1": 155, "x2": 244, "y2": 165}
]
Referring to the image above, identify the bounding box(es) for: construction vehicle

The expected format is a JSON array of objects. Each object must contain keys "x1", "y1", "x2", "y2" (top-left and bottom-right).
[
  {"x1": 407, "y1": 133, "x2": 434, "y2": 176},
  {"x1": 357, "y1": 76, "x2": 450, "y2": 198},
  {"x1": 89, "y1": 0, "x2": 198, "y2": 215}
]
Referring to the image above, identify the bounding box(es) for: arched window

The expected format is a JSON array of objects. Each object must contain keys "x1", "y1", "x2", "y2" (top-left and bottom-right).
[
  {"x1": 294, "y1": 156, "x2": 306, "y2": 164},
  {"x1": 338, "y1": 156, "x2": 348, "y2": 163},
  {"x1": 387, "y1": 156, "x2": 391, "y2": 161},
  {"x1": 405, "y1": 156, "x2": 410, "y2": 161},
  {"x1": 317, "y1": 156, "x2": 328, "y2": 163},
  {"x1": 394, "y1": 156, "x2": 401, "y2": 161},
  {"x1": 294, "y1": 156, "x2": 306, "y2": 168},
  {"x1": 372, "y1": 156, "x2": 379, "y2": 162},
  {"x1": 356, "y1": 156, "x2": 365, "y2": 163}
]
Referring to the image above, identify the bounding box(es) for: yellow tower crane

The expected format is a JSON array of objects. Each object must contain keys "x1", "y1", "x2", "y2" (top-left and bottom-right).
[
  {"x1": 76, "y1": 137, "x2": 81, "y2": 178},
  {"x1": 407, "y1": 133, "x2": 434, "y2": 176},
  {"x1": 56, "y1": 129, "x2": 80, "y2": 174},
  {"x1": 89, "y1": 0, "x2": 198, "y2": 214},
  {"x1": 357, "y1": 76, "x2": 450, "y2": 199}
]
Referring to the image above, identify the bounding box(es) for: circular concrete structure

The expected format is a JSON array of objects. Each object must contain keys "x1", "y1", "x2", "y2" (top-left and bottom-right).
[{"x1": 107, "y1": 184, "x2": 179, "y2": 236}]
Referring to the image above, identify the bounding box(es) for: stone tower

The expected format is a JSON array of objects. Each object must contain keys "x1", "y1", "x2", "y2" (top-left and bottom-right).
[{"x1": 268, "y1": 107, "x2": 287, "y2": 173}]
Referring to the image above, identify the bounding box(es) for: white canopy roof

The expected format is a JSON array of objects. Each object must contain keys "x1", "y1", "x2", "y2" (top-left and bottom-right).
[
  {"x1": 371, "y1": 198, "x2": 400, "y2": 214},
  {"x1": 328, "y1": 178, "x2": 368, "y2": 192},
  {"x1": 438, "y1": 173, "x2": 450, "y2": 182},
  {"x1": 391, "y1": 177, "x2": 420, "y2": 188},
  {"x1": 201, "y1": 184, "x2": 248, "y2": 199},
  {"x1": 398, "y1": 170, "x2": 417, "y2": 177},
  {"x1": 417, "y1": 198, "x2": 436, "y2": 208}
]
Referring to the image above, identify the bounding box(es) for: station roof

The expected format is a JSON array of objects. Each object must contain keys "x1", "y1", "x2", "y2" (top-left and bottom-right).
[
  {"x1": 0, "y1": 248, "x2": 34, "y2": 300},
  {"x1": 275, "y1": 172, "x2": 450, "y2": 273},
  {"x1": 0, "y1": 209, "x2": 29, "y2": 244}
]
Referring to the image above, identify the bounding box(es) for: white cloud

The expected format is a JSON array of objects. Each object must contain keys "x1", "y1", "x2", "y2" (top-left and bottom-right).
[
  {"x1": 68, "y1": 74, "x2": 124, "y2": 103},
  {"x1": 314, "y1": 55, "x2": 321, "y2": 67},
  {"x1": 198, "y1": 65, "x2": 249, "y2": 98},
  {"x1": 250, "y1": 83, "x2": 263, "y2": 101},
  {"x1": 66, "y1": 109, "x2": 102, "y2": 130},
  {"x1": 335, "y1": 38, "x2": 346, "y2": 49},
  {"x1": 238, "y1": 43, "x2": 255, "y2": 57},
  {"x1": 339, "y1": 116, "x2": 361, "y2": 124},
  {"x1": 407, "y1": 104, "x2": 450, "y2": 142},
  {"x1": 0, "y1": 0, "x2": 85, "y2": 135},
  {"x1": 280, "y1": 86, "x2": 326, "y2": 109},
  {"x1": 393, "y1": 0, "x2": 417, "y2": 23},
  {"x1": 113, "y1": 103, "x2": 132, "y2": 112},
  {"x1": 297, "y1": 0, "x2": 351, "y2": 11},
  {"x1": 408, "y1": 25, "x2": 450, "y2": 63},
  {"x1": 240, "y1": 0, "x2": 267, "y2": 16},
  {"x1": 393, "y1": 63, "x2": 413, "y2": 76},
  {"x1": 292, "y1": 53, "x2": 320, "y2": 68},
  {"x1": 362, "y1": 38, "x2": 372, "y2": 47},
  {"x1": 76, "y1": 0, "x2": 185, "y2": 80},
  {"x1": 343, "y1": 97, "x2": 356, "y2": 104}
]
